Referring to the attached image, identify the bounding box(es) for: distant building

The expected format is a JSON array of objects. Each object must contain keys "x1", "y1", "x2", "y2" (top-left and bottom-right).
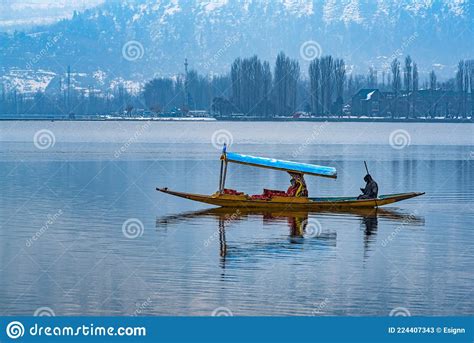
[
  {"x1": 352, "y1": 88, "x2": 473, "y2": 118},
  {"x1": 187, "y1": 110, "x2": 210, "y2": 117},
  {"x1": 409, "y1": 89, "x2": 471, "y2": 118},
  {"x1": 351, "y1": 89, "x2": 383, "y2": 117}
]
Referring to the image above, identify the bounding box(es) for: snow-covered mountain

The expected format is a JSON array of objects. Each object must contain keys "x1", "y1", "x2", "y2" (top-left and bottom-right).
[{"x1": 1, "y1": 0, "x2": 472, "y2": 94}]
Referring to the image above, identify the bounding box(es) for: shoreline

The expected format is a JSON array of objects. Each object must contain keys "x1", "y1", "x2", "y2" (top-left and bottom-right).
[{"x1": 0, "y1": 117, "x2": 473, "y2": 123}]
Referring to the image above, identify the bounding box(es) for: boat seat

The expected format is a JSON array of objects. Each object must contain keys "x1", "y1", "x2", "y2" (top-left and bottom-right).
[
  {"x1": 223, "y1": 188, "x2": 244, "y2": 195},
  {"x1": 250, "y1": 189, "x2": 291, "y2": 200},
  {"x1": 263, "y1": 189, "x2": 289, "y2": 197}
]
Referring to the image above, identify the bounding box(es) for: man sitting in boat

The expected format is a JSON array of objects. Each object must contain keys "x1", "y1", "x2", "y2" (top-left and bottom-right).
[
  {"x1": 357, "y1": 174, "x2": 378, "y2": 199},
  {"x1": 286, "y1": 173, "x2": 308, "y2": 197}
]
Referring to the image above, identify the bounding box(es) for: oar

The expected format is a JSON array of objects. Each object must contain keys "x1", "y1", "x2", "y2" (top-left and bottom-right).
[{"x1": 364, "y1": 161, "x2": 370, "y2": 175}]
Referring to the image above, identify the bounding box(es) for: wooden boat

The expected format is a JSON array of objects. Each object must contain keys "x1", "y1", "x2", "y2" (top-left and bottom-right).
[{"x1": 157, "y1": 146, "x2": 424, "y2": 209}]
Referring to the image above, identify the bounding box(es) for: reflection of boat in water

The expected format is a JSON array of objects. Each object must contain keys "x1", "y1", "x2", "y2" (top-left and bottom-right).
[
  {"x1": 157, "y1": 146, "x2": 424, "y2": 209},
  {"x1": 156, "y1": 207, "x2": 425, "y2": 226},
  {"x1": 156, "y1": 208, "x2": 337, "y2": 269},
  {"x1": 156, "y1": 207, "x2": 424, "y2": 267}
]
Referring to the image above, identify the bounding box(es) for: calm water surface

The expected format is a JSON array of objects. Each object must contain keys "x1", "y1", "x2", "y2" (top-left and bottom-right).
[{"x1": 0, "y1": 121, "x2": 473, "y2": 316}]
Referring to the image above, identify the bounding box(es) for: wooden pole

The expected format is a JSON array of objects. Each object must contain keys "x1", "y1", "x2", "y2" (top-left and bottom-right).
[
  {"x1": 222, "y1": 161, "x2": 228, "y2": 191},
  {"x1": 218, "y1": 159, "x2": 224, "y2": 192},
  {"x1": 364, "y1": 161, "x2": 370, "y2": 175}
]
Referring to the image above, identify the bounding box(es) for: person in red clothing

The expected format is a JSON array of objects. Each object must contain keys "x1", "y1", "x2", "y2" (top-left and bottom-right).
[
  {"x1": 286, "y1": 177, "x2": 299, "y2": 196},
  {"x1": 287, "y1": 173, "x2": 308, "y2": 197}
]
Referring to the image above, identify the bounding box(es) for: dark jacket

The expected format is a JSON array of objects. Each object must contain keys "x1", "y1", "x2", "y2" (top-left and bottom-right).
[{"x1": 359, "y1": 175, "x2": 378, "y2": 199}]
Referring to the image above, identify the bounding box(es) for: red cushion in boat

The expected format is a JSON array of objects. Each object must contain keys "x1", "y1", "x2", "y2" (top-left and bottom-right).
[
  {"x1": 223, "y1": 188, "x2": 243, "y2": 195},
  {"x1": 263, "y1": 189, "x2": 288, "y2": 197}
]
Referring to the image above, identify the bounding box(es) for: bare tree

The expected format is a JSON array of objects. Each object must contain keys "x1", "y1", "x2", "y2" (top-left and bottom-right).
[
  {"x1": 262, "y1": 61, "x2": 272, "y2": 117},
  {"x1": 429, "y1": 70, "x2": 437, "y2": 90},
  {"x1": 412, "y1": 62, "x2": 419, "y2": 117},
  {"x1": 404, "y1": 55, "x2": 412, "y2": 92},
  {"x1": 391, "y1": 58, "x2": 401, "y2": 118},
  {"x1": 231, "y1": 58, "x2": 242, "y2": 111},
  {"x1": 334, "y1": 58, "x2": 346, "y2": 116},
  {"x1": 309, "y1": 58, "x2": 321, "y2": 115},
  {"x1": 320, "y1": 55, "x2": 334, "y2": 115},
  {"x1": 429, "y1": 70, "x2": 437, "y2": 118},
  {"x1": 230, "y1": 55, "x2": 269, "y2": 115},
  {"x1": 273, "y1": 52, "x2": 300, "y2": 116},
  {"x1": 368, "y1": 67, "x2": 377, "y2": 88},
  {"x1": 469, "y1": 60, "x2": 474, "y2": 117}
]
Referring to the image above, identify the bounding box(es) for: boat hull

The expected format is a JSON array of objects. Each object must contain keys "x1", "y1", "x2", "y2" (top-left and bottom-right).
[{"x1": 157, "y1": 188, "x2": 424, "y2": 209}]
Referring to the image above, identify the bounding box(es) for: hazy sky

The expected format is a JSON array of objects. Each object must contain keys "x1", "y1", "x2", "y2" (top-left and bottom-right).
[{"x1": 0, "y1": 0, "x2": 103, "y2": 30}]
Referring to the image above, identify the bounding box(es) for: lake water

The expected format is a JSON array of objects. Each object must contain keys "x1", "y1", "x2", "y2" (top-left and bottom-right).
[{"x1": 0, "y1": 121, "x2": 473, "y2": 316}]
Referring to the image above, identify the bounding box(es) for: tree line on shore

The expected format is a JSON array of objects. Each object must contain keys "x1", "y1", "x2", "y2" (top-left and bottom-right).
[{"x1": 1, "y1": 52, "x2": 473, "y2": 118}]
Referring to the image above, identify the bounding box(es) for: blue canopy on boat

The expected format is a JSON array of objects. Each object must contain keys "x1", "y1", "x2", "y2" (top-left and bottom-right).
[{"x1": 223, "y1": 152, "x2": 337, "y2": 179}]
